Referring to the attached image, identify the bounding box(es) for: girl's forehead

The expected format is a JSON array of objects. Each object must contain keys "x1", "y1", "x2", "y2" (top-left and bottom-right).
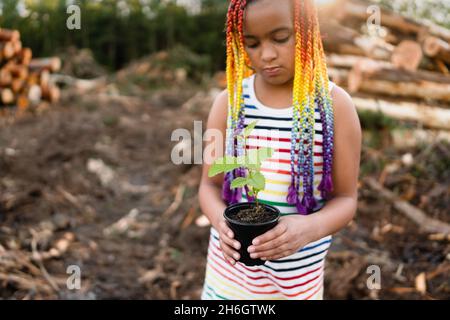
[{"x1": 243, "y1": 0, "x2": 294, "y2": 36}]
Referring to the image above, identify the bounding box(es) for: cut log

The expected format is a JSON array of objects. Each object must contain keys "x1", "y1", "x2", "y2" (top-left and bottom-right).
[
  {"x1": 435, "y1": 59, "x2": 449, "y2": 75},
  {"x1": 11, "y1": 78, "x2": 24, "y2": 93},
  {"x1": 29, "y1": 58, "x2": 61, "y2": 73},
  {"x1": 1, "y1": 88, "x2": 14, "y2": 104},
  {"x1": 348, "y1": 58, "x2": 447, "y2": 91},
  {"x1": 321, "y1": 20, "x2": 394, "y2": 60},
  {"x1": 27, "y1": 84, "x2": 42, "y2": 105},
  {"x1": 348, "y1": 58, "x2": 450, "y2": 101},
  {"x1": 12, "y1": 40, "x2": 22, "y2": 55},
  {"x1": 327, "y1": 54, "x2": 391, "y2": 69},
  {"x1": 7, "y1": 64, "x2": 28, "y2": 79},
  {"x1": 27, "y1": 72, "x2": 39, "y2": 86},
  {"x1": 352, "y1": 96, "x2": 450, "y2": 130},
  {"x1": 321, "y1": 20, "x2": 360, "y2": 44},
  {"x1": 327, "y1": 54, "x2": 363, "y2": 69},
  {"x1": 39, "y1": 70, "x2": 50, "y2": 88},
  {"x1": 355, "y1": 78, "x2": 450, "y2": 102},
  {"x1": 321, "y1": 20, "x2": 364, "y2": 55},
  {"x1": 17, "y1": 94, "x2": 29, "y2": 110},
  {"x1": 17, "y1": 48, "x2": 32, "y2": 65},
  {"x1": 328, "y1": 0, "x2": 450, "y2": 43},
  {"x1": 421, "y1": 19, "x2": 450, "y2": 43},
  {"x1": 330, "y1": 44, "x2": 366, "y2": 57},
  {"x1": 327, "y1": 67, "x2": 350, "y2": 87},
  {"x1": 0, "y1": 69, "x2": 12, "y2": 86},
  {"x1": 327, "y1": 52, "x2": 434, "y2": 74},
  {"x1": 418, "y1": 56, "x2": 442, "y2": 73},
  {"x1": 0, "y1": 29, "x2": 20, "y2": 42},
  {"x1": 423, "y1": 36, "x2": 450, "y2": 64},
  {"x1": 41, "y1": 85, "x2": 60, "y2": 103},
  {"x1": 0, "y1": 42, "x2": 15, "y2": 59},
  {"x1": 50, "y1": 74, "x2": 107, "y2": 92},
  {"x1": 354, "y1": 36, "x2": 394, "y2": 60},
  {"x1": 391, "y1": 129, "x2": 450, "y2": 147},
  {"x1": 331, "y1": 0, "x2": 423, "y2": 35},
  {"x1": 391, "y1": 40, "x2": 423, "y2": 71}
]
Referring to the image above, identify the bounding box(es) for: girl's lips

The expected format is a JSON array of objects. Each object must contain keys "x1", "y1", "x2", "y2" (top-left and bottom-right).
[{"x1": 263, "y1": 67, "x2": 281, "y2": 77}]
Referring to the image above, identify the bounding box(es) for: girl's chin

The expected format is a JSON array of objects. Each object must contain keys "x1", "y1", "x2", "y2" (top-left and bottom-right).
[{"x1": 262, "y1": 74, "x2": 293, "y2": 86}]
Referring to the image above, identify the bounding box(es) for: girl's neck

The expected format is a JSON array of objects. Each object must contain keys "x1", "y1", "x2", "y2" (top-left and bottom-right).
[{"x1": 254, "y1": 73, "x2": 294, "y2": 109}]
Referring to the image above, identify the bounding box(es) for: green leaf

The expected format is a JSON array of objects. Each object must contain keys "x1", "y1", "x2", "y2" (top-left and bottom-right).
[
  {"x1": 246, "y1": 147, "x2": 274, "y2": 167},
  {"x1": 243, "y1": 120, "x2": 258, "y2": 138},
  {"x1": 257, "y1": 147, "x2": 274, "y2": 162},
  {"x1": 230, "y1": 177, "x2": 248, "y2": 189},
  {"x1": 249, "y1": 171, "x2": 265, "y2": 190},
  {"x1": 208, "y1": 156, "x2": 244, "y2": 177}
]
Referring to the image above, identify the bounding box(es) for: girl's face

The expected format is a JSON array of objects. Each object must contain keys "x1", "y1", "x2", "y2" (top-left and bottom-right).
[{"x1": 243, "y1": 0, "x2": 296, "y2": 86}]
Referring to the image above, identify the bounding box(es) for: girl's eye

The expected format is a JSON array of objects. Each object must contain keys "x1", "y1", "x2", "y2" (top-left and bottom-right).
[
  {"x1": 246, "y1": 43, "x2": 259, "y2": 49},
  {"x1": 275, "y1": 37, "x2": 289, "y2": 43},
  {"x1": 245, "y1": 36, "x2": 290, "y2": 48}
]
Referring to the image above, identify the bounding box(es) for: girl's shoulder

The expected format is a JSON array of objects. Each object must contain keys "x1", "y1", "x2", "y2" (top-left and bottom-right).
[
  {"x1": 206, "y1": 88, "x2": 228, "y2": 131},
  {"x1": 330, "y1": 84, "x2": 355, "y2": 117},
  {"x1": 330, "y1": 84, "x2": 361, "y2": 140}
]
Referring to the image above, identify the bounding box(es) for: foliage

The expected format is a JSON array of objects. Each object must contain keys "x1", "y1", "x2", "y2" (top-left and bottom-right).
[
  {"x1": 0, "y1": 0, "x2": 228, "y2": 71},
  {"x1": 208, "y1": 121, "x2": 274, "y2": 204}
]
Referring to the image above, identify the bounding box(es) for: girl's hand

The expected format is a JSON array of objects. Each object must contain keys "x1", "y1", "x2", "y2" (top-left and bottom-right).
[
  {"x1": 247, "y1": 215, "x2": 316, "y2": 261},
  {"x1": 218, "y1": 219, "x2": 241, "y2": 265}
]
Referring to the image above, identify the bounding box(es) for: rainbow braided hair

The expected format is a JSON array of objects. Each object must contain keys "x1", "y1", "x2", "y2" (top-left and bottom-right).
[{"x1": 222, "y1": 0, "x2": 334, "y2": 215}]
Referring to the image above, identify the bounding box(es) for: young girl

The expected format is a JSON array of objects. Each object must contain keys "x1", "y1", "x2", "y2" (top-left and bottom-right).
[{"x1": 198, "y1": 0, "x2": 361, "y2": 300}]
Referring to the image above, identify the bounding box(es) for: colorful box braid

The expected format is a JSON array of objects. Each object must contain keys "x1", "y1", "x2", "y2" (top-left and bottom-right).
[{"x1": 222, "y1": 0, "x2": 334, "y2": 215}]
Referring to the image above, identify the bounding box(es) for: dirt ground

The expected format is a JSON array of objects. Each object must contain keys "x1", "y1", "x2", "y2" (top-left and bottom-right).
[{"x1": 0, "y1": 69, "x2": 449, "y2": 300}]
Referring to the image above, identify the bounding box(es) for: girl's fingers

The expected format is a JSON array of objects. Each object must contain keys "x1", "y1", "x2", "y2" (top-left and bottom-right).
[
  {"x1": 251, "y1": 223, "x2": 287, "y2": 246},
  {"x1": 219, "y1": 220, "x2": 234, "y2": 239},
  {"x1": 263, "y1": 250, "x2": 293, "y2": 261},
  {"x1": 249, "y1": 244, "x2": 290, "y2": 260},
  {"x1": 219, "y1": 221, "x2": 241, "y2": 250},
  {"x1": 248, "y1": 236, "x2": 285, "y2": 253},
  {"x1": 219, "y1": 239, "x2": 239, "y2": 264}
]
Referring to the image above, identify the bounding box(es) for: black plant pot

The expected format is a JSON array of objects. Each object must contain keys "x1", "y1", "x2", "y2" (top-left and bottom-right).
[{"x1": 224, "y1": 202, "x2": 280, "y2": 266}]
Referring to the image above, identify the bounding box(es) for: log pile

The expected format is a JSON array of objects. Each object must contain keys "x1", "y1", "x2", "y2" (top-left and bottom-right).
[
  {"x1": 318, "y1": 0, "x2": 450, "y2": 131},
  {"x1": 0, "y1": 27, "x2": 61, "y2": 116}
]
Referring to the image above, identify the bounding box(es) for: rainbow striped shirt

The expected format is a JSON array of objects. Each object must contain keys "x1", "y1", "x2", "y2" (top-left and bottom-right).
[{"x1": 201, "y1": 74, "x2": 335, "y2": 300}]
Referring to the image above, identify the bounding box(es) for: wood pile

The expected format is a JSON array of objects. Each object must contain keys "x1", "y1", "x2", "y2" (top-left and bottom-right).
[
  {"x1": 318, "y1": 0, "x2": 450, "y2": 131},
  {"x1": 0, "y1": 27, "x2": 61, "y2": 116}
]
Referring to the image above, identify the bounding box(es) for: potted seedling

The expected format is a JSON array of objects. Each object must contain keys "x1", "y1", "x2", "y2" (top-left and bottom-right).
[{"x1": 208, "y1": 121, "x2": 280, "y2": 266}]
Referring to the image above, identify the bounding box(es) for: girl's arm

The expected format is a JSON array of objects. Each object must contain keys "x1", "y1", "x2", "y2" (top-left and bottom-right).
[
  {"x1": 198, "y1": 89, "x2": 242, "y2": 265},
  {"x1": 248, "y1": 86, "x2": 362, "y2": 260},
  {"x1": 308, "y1": 85, "x2": 362, "y2": 239},
  {"x1": 198, "y1": 89, "x2": 228, "y2": 230}
]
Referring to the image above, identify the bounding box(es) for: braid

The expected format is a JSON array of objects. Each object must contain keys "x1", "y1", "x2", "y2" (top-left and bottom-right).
[{"x1": 222, "y1": 0, "x2": 334, "y2": 211}]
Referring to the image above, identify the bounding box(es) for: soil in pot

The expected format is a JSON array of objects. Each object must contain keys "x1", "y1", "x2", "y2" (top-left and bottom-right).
[{"x1": 224, "y1": 202, "x2": 280, "y2": 266}]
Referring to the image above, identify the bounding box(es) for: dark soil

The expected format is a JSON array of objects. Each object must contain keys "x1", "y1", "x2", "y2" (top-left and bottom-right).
[{"x1": 231, "y1": 204, "x2": 278, "y2": 224}]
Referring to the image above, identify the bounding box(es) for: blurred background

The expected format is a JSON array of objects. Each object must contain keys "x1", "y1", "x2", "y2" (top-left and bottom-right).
[{"x1": 0, "y1": 0, "x2": 448, "y2": 300}]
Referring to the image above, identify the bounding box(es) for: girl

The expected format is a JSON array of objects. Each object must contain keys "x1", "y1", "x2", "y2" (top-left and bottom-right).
[{"x1": 198, "y1": 0, "x2": 361, "y2": 300}]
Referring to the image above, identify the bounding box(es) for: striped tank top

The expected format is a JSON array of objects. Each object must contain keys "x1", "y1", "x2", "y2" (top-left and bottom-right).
[{"x1": 201, "y1": 73, "x2": 335, "y2": 300}]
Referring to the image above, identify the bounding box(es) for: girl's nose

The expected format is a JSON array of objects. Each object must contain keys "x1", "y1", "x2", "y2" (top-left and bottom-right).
[{"x1": 261, "y1": 43, "x2": 277, "y2": 62}]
